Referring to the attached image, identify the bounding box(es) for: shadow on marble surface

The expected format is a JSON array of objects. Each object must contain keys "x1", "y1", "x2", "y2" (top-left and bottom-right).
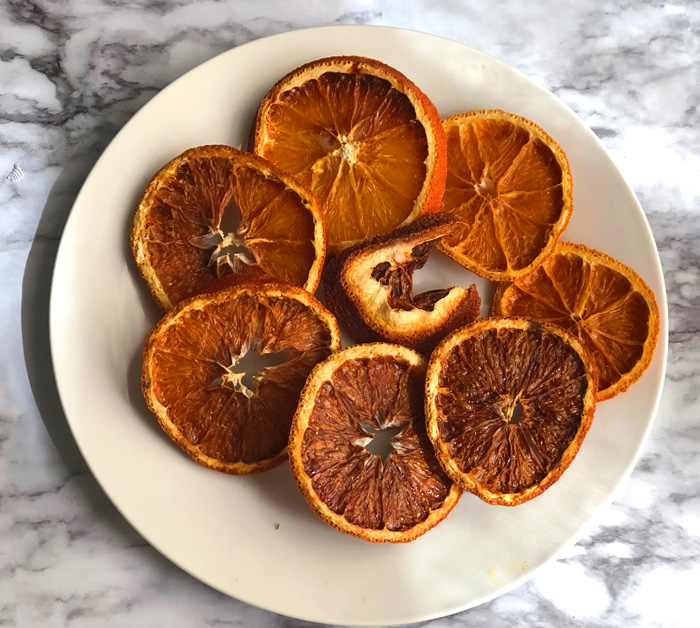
[
  {"x1": 19, "y1": 183, "x2": 262, "y2": 613},
  {"x1": 21, "y1": 139, "x2": 119, "y2": 475}
]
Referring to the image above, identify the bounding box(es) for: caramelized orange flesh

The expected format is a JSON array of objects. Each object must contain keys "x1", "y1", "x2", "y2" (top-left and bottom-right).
[
  {"x1": 260, "y1": 73, "x2": 429, "y2": 247},
  {"x1": 149, "y1": 291, "x2": 335, "y2": 466},
  {"x1": 497, "y1": 246, "x2": 655, "y2": 394},
  {"x1": 141, "y1": 153, "x2": 318, "y2": 306},
  {"x1": 435, "y1": 326, "x2": 589, "y2": 495},
  {"x1": 442, "y1": 114, "x2": 569, "y2": 277},
  {"x1": 301, "y1": 355, "x2": 451, "y2": 531}
]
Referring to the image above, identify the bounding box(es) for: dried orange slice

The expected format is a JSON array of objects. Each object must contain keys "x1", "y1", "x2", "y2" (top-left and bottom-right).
[
  {"x1": 131, "y1": 145, "x2": 325, "y2": 310},
  {"x1": 142, "y1": 282, "x2": 340, "y2": 475},
  {"x1": 324, "y1": 214, "x2": 481, "y2": 353},
  {"x1": 289, "y1": 343, "x2": 461, "y2": 542},
  {"x1": 440, "y1": 110, "x2": 573, "y2": 280},
  {"x1": 493, "y1": 242, "x2": 660, "y2": 401},
  {"x1": 426, "y1": 318, "x2": 596, "y2": 505},
  {"x1": 253, "y1": 56, "x2": 447, "y2": 252}
]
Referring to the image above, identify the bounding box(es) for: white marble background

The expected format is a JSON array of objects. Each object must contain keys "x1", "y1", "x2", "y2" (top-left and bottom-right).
[{"x1": 2, "y1": 0, "x2": 699, "y2": 626}]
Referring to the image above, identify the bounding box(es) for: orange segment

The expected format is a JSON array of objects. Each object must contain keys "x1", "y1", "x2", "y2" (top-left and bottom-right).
[
  {"x1": 131, "y1": 146, "x2": 325, "y2": 310},
  {"x1": 245, "y1": 240, "x2": 316, "y2": 288},
  {"x1": 440, "y1": 110, "x2": 573, "y2": 280},
  {"x1": 459, "y1": 204, "x2": 508, "y2": 272},
  {"x1": 144, "y1": 241, "x2": 214, "y2": 302},
  {"x1": 142, "y1": 283, "x2": 341, "y2": 475},
  {"x1": 289, "y1": 344, "x2": 461, "y2": 542},
  {"x1": 498, "y1": 138, "x2": 563, "y2": 193},
  {"x1": 494, "y1": 242, "x2": 660, "y2": 400},
  {"x1": 254, "y1": 56, "x2": 447, "y2": 252},
  {"x1": 472, "y1": 118, "x2": 530, "y2": 181}
]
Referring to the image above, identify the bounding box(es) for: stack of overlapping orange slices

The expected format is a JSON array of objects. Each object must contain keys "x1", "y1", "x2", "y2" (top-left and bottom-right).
[{"x1": 131, "y1": 56, "x2": 660, "y2": 542}]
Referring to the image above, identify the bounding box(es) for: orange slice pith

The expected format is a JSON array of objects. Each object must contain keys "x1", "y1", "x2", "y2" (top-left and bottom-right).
[
  {"x1": 289, "y1": 343, "x2": 461, "y2": 542},
  {"x1": 494, "y1": 242, "x2": 660, "y2": 401},
  {"x1": 440, "y1": 110, "x2": 573, "y2": 281},
  {"x1": 426, "y1": 317, "x2": 597, "y2": 506},
  {"x1": 131, "y1": 145, "x2": 325, "y2": 310},
  {"x1": 253, "y1": 56, "x2": 447, "y2": 252},
  {"x1": 142, "y1": 282, "x2": 340, "y2": 475}
]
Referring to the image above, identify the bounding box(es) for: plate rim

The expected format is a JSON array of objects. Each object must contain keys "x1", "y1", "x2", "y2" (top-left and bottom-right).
[{"x1": 48, "y1": 24, "x2": 669, "y2": 625}]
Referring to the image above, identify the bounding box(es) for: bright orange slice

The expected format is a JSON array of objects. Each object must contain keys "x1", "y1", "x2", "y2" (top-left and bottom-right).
[
  {"x1": 426, "y1": 317, "x2": 597, "y2": 506},
  {"x1": 131, "y1": 145, "x2": 325, "y2": 310},
  {"x1": 440, "y1": 110, "x2": 573, "y2": 280},
  {"x1": 253, "y1": 56, "x2": 447, "y2": 252},
  {"x1": 289, "y1": 343, "x2": 461, "y2": 542},
  {"x1": 494, "y1": 242, "x2": 660, "y2": 400},
  {"x1": 142, "y1": 282, "x2": 340, "y2": 474}
]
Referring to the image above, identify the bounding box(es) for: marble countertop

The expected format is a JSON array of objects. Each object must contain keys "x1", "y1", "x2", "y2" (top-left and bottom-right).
[{"x1": 2, "y1": 1, "x2": 698, "y2": 626}]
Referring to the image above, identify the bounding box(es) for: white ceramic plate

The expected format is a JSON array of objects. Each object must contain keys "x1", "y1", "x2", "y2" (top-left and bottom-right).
[{"x1": 50, "y1": 26, "x2": 668, "y2": 625}]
